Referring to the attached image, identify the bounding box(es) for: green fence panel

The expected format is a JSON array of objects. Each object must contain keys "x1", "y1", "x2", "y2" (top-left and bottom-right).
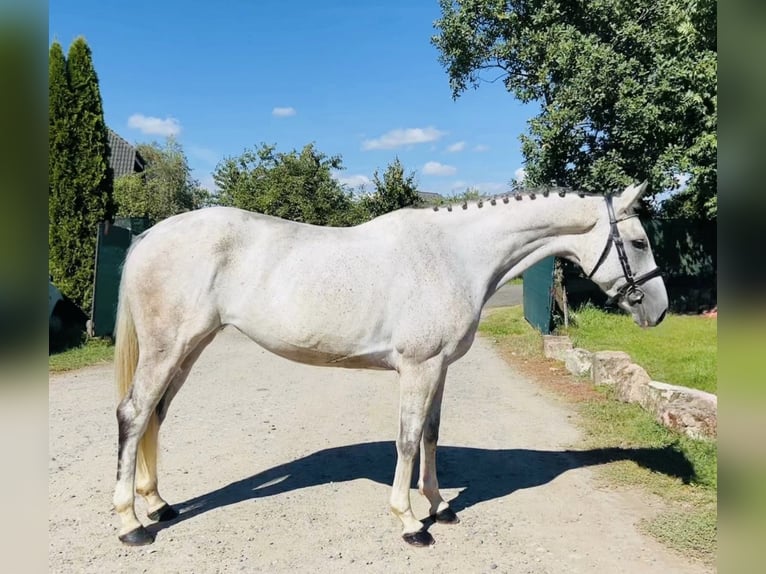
[
  {"x1": 522, "y1": 256, "x2": 555, "y2": 334},
  {"x1": 90, "y1": 223, "x2": 132, "y2": 337},
  {"x1": 90, "y1": 218, "x2": 151, "y2": 337}
]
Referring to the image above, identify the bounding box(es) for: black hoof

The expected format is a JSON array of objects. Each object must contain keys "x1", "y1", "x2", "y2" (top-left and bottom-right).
[
  {"x1": 402, "y1": 530, "x2": 435, "y2": 547},
  {"x1": 118, "y1": 526, "x2": 155, "y2": 546},
  {"x1": 432, "y1": 507, "x2": 460, "y2": 524},
  {"x1": 147, "y1": 504, "x2": 178, "y2": 522}
]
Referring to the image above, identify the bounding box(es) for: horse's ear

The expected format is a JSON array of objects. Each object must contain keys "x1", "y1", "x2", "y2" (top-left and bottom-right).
[{"x1": 615, "y1": 181, "x2": 648, "y2": 213}]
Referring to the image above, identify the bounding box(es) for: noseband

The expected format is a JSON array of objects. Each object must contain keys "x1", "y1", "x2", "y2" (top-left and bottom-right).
[{"x1": 587, "y1": 195, "x2": 662, "y2": 306}]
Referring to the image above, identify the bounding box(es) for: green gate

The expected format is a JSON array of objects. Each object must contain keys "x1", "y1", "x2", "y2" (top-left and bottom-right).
[
  {"x1": 522, "y1": 256, "x2": 556, "y2": 334},
  {"x1": 90, "y1": 218, "x2": 150, "y2": 337}
]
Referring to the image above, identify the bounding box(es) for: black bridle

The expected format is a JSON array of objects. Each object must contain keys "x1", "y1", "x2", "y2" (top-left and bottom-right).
[{"x1": 587, "y1": 195, "x2": 662, "y2": 306}]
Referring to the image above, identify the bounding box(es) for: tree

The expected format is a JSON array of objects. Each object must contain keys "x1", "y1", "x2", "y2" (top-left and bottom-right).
[
  {"x1": 114, "y1": 138, "x2": 210, "y2": 224},
  {"x1": 359, "y1": 158, "x2": 422, "y2": 218},
  {"x1": 213, "y1": 143, "x2": 357, "y2": 226},
  {"x1": 432, "y1": 0, "x2": 717, "y2": 220},
  {"x1": 49, "y1": 37, "x2": 115, "y2": 312},
  {"x1": 49, "y1": 41, "x2": 74, "y2": 290}
]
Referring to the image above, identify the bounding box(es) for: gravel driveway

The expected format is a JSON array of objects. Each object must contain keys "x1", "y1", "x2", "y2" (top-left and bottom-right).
[{"x1": 49, "y1": 326, "x2": 710, "y2": 574}]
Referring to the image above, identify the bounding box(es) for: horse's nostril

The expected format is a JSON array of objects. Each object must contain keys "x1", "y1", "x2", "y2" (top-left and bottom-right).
[{"x1": 656, "y1": 309, "x2": 667, "y2": 326}]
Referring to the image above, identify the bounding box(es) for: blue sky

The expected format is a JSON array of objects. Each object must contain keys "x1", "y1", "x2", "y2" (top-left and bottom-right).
[{"x1": 49, "y1": 0, "x2": 535, "y2": 196}]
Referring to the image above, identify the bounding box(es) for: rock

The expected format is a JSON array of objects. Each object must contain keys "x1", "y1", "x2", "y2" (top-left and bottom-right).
[
  {"x1": 542, "y1": 335, "x2": 573, "y2": 361},
  {"x1": 591, "y1": 351, "x2": 632, "y2": 385},
  {"x1": 612, "y1": 363, "x2": 652, "y2": 404},
  {"x1": 645, "y1": 381, "x2": 718, "y2": 439},
  {"x1": 564, "y1": 348, "x2": 592, "y2": 378}
]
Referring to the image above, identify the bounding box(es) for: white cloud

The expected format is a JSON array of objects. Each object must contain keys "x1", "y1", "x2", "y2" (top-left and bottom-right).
[
  {"x1": 446, "y1": 141, "x2": 466, "y2": 153},
  {"x1": 127, "y1": 114, "x2": 181, "y2": 137},
  {"x1": 473, "y1": 144, "x2": 490, "y2": 152},
  {"x1": 514, "y1": 167, "x2": 527, "y2": 182},
  {"x1": 272, "y1": 106, "x2": 297, "y2": 117},
  {"x1": 423, "y1": 161, "x2": 457, "y2": 176},
  {"x1": 362, "y1": 127, "x2": 446, "y2": 150},
  {"x1": 336, "y1": 173, "x2": 372, "y2": 188}
]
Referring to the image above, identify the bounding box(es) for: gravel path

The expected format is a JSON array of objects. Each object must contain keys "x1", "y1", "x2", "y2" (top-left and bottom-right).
[{"x1": 49, "y1": 327, "x2": 710, "y2": 573}]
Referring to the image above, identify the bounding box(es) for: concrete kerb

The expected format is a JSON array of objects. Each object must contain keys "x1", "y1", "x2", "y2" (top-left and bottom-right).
[{"x1": 543, "y1": 335, "x2": 717, "y2": 440}]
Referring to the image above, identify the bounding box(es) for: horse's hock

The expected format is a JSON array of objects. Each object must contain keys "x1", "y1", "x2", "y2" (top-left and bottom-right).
[{"x1": 543, "y1": 336, "x2": 717, "y2": 440}]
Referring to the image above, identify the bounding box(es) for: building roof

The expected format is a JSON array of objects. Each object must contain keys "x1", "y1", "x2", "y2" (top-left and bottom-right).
[
  {"x1": 418, "y1": 191, "x2": 443, "y2": 204},
  {"x1": 107, "y1": 129, "x2": 145, "y2": 178}
]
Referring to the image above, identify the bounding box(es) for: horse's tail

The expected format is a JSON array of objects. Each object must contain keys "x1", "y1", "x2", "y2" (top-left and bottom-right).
[{"x1": 114, "y1": 268, "x2": 158, "y2": 481}]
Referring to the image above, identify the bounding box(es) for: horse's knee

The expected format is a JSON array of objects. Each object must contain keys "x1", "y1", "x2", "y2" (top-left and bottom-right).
[{"x1": 396, "y1": 434, "x2": 420, "y2": 459}]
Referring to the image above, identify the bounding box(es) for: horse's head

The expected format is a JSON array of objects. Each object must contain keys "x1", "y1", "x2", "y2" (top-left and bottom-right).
[{"x1": 583, "y1": 182, "x2": 668, "y2": 327}]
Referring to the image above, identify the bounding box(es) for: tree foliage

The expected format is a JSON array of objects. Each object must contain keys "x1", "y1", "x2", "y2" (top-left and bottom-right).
[
  {"x1": 48, "y1": 37, "x2": 114, "y2": 312},
  {"x1": 114, "y1": 138, "x2": 210, "y2": 224},
  {"x1": 213, "y1": 143, "x2": 358, "y2": 226},
  {"x1": 359, "y1": 157, "x2": 422, "y2": 218},
  {"x1": 432, "y1": 0, "x2": 717, "y2": 219}
]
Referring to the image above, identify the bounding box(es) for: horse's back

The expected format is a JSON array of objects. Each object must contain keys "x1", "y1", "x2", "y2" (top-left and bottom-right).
[{"x1": 122, "y1": 207, "x2": 480, "y2": 368}]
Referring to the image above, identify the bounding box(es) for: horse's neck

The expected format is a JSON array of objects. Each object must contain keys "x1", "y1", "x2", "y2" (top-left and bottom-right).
[{"x1": 427, "y1": 194, "x2": 601, "y2": 302}]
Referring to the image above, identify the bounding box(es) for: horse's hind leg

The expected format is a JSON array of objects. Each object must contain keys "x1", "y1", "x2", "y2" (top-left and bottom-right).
[
  {"x1": 134, "y1": 331, "x2": 218, "y2": 523},
  {"x1": 114, "y1": 349, "x2": 183, "y2": 545},
  {"x1": 390, "y1": 357, "x2": 445, "y2": 547},
  {"x1": 417, "y1": 368, "x2": 458, "y2": 525}
]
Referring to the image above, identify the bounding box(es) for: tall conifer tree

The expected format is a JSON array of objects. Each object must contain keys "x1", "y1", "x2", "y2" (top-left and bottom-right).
[
  {"x1": 48, "y1": 41, "x2": 77, "y2": 300},
  {"x1": 49, "y1": 37, "x2": 114, "y2": 312}
]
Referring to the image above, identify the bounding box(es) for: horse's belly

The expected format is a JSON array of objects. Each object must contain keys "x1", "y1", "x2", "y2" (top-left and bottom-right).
[{"x1": 248, "y1": 335, "x2": 393, "y2": 370}]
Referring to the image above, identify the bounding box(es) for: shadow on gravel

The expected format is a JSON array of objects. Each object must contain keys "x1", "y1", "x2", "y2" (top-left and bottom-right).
[{"x1": 151, "y1": 441, "x2": 694, "y2": 535}]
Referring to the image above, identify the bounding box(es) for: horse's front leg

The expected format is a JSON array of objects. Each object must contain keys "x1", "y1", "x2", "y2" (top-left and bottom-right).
[
  {"x1": 390, "y1": 357, "x2": 445, "y2": 547},
  {"x1": 418, "y1": 368, "x2": 459, "y2": 524}
]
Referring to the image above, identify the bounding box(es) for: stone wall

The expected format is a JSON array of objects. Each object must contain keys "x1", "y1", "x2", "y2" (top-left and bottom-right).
[{"x1": 542, "y1": 336, "x2": 717, "y2": 440}]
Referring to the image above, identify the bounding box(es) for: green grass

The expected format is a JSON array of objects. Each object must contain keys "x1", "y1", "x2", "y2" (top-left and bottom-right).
[
  {"x1": 580, "y1": 386, "x2": 717, "y2": 562},
  {"x1": 479, "y1": 306, "x2": 717, "y2": 564},
  {"x1": 563, "y1": 305, "x2": 717, "y2": 393},
  {"x1": 49, "y1": 338, "x2": 114, "y2": 372},
  {"x1": 643, "y1": 509, "x2": 717, "y2": 563}
]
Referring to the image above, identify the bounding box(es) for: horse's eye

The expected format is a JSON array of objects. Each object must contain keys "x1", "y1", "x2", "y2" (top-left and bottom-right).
[{"x1": 631, "y1": 239, "x2": 648, "y2": 250}]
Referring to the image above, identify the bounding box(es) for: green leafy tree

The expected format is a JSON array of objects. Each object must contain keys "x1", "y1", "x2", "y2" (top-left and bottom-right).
[
  {"x1": 114, "y1": 137, "x2": 210, "y2": 224},
  {"x1": 213, "y1": 143, "x2": 357, "y2": 226},
  {"x1": 48, "y1": 37, "x2": 114, "y2": 312},
  {"x1": 360, "y1": 157, "x2": 422, "y2": 218},
  {"x1": 432, "y1": 0, "x2": 717, "y2": 219}
]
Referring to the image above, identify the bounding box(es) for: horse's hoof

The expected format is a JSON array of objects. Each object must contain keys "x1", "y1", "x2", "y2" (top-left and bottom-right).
[
  {"x1": 147, "y1": 504, "x2": 178, "y2": 522},
  {"x1": 118, "y1": 526, "x2": 155, "y2": 546},
  {"x1": 402, "y1": 530, "x2": 435, "y2": 547},
  {"x1": 432, "y1": 507, "x2": 460, "y2": 524}
]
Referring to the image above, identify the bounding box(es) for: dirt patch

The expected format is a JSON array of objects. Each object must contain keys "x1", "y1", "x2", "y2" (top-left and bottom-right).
[
  {"x1": 494, "y1": 343, "x2": 603, "y2": 404},
  {"x1": 49, "y1": 327, "x2": 712, "y2": 573}
]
